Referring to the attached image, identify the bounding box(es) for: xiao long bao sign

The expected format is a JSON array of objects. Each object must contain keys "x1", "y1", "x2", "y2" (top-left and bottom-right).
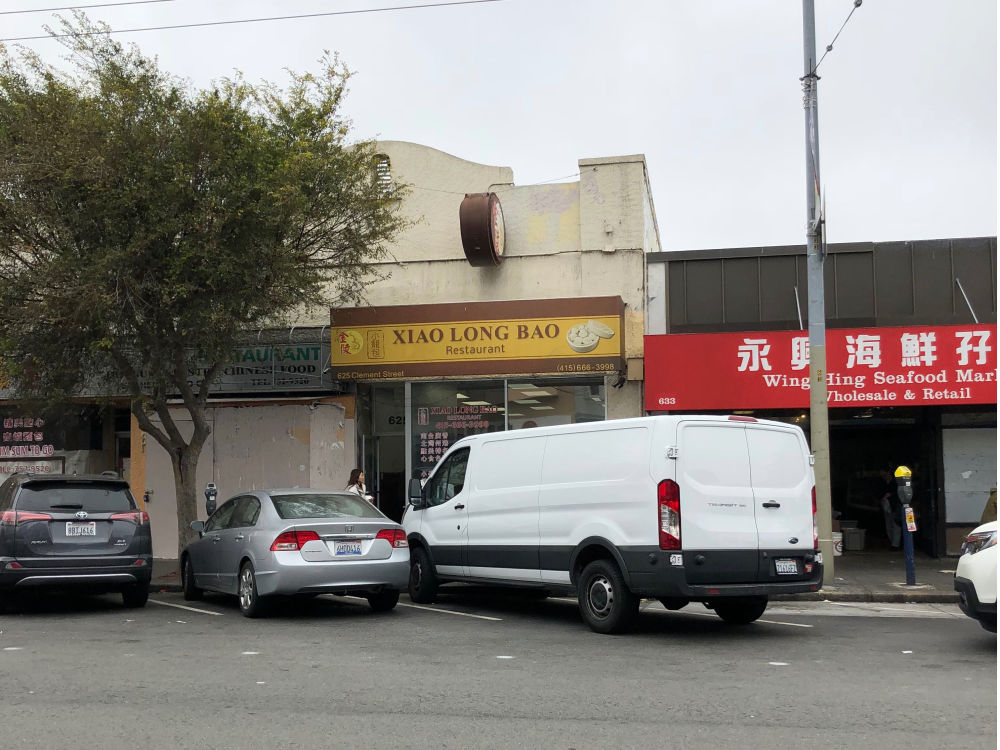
[
  {"x1": 644, "y1": 324, "x2": 997, "y2": 411},
  {"x1": 331, "y1": 297, "x2": 625, "y2": 379}
]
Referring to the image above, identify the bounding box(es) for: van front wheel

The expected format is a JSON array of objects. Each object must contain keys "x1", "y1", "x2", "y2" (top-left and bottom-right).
[
  {"x1": 713, "y1": 597, "x2": 768, "y2": 625},
  {"x1": 578, "y1": 559, "x2": 638, "y2": 634}
]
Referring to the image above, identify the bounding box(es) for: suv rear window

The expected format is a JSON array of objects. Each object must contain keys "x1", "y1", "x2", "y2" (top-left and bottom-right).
[
  {"x1": 15, "y1": 482, "x2": 135, "y2": 513},
  {"x1": 269, "y1": 493, "x2": 384, "y2": 520}
]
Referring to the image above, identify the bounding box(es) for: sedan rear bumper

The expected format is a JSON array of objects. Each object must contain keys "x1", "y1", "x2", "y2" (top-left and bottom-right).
[{"x1": 254, "y1": 548, "x2": 410, "y2": 597}]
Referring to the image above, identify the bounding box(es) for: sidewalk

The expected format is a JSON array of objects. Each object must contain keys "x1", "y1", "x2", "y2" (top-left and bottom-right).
[{"x1": 150, "y1": 549, "x2": 960, "y2": 603}]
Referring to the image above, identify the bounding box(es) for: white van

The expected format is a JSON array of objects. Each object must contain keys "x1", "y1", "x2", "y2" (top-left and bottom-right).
[{"x1": 403, "y1": 415, "x2": 823, "y2": 633}]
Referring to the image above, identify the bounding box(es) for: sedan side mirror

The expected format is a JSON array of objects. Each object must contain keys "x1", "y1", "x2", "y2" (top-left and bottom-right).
[
  {"x1": 190, "y1": 520, "x2": 205, "y2": 536},
  {"x1": 407, "y1": 478, "x2": 425, "y2": 509}
]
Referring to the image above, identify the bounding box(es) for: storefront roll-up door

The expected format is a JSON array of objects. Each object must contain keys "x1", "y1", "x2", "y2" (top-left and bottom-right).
[
  {"x1": 676, "y1": 421, "x2": 758, "y2": 583},
  {"x1": 944, "y1": 427, "x2": 998, "y2": 555}
]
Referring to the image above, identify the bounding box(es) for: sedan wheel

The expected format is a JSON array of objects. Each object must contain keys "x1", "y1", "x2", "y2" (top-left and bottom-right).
[
  {"x1": 367, "y1": 588, "x2": 399, "y2": 612},
  {"x1": 182, "y1": 557, "x2": 203, "y2": 601},
  {"x1": 238, "y1": 562, "x2": 267, "y2": 618}
]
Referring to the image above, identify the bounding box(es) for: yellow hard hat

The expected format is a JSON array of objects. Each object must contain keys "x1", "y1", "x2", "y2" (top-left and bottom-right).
[{"x1": 894, "y1": 465, "x2": 912, "y2": 478}]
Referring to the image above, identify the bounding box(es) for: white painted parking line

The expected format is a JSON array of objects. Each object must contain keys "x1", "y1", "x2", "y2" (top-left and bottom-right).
[
  {"x1": 397, "y1": 602, "x2": 502, "y2": 621},
  {"x1": 149, "y1": 599, "x2": 224, "y2": 616},
  {"x1": 677, "y1": 609, "x2": 813, "y2": 628}
]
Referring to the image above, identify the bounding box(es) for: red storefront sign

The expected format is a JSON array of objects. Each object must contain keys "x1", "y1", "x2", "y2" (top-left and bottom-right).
[{"x1": 644, "y1": 324, "x2": 997, "y2": 411}]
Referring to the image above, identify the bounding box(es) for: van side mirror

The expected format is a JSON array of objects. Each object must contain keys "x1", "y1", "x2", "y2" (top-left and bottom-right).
[{"x1": 408, "y1": 478, "x2": 425, "y2": 509}]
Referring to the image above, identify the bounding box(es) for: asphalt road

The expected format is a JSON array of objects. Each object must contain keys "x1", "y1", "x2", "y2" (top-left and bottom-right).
[{"x1": 0, "y1": 588, "x2": 994, "y2": 750}]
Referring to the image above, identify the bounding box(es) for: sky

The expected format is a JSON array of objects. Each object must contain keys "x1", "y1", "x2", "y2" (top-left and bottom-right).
[{"x1": 2, "y1": 0, "x2": 996, "y2": 252}]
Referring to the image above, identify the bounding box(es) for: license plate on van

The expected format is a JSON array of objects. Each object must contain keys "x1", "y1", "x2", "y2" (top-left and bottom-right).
[
  {"x1": 334, "y1": 540, "x2": 362, "y2": 556},
  {"x1": 66, "y1": 521, "x2": 96, "y2": 536},
  {"x1": 775, "y1": 558, "x2": 798, "y2": 575}
]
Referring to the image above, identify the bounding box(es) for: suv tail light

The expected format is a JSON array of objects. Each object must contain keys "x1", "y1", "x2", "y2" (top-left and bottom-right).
[
  {"x1": 0, "y1": 510, "x2": 53, "y2": 525},
  {"x1": 270, "y1": 529, "x2": 321, "y2": 551},
  {"x1": 376, "y1": 528, "x2": 409, "y2": 548},
  {"x1": 812, "y1": 486, "x2": 818, "y2": 550},
  {"x1": 658, "y1": 479, "x2": 681, "y2": 550},
  {"x1": 110, "y1": 511, "x2": 150, "y2": 525}
]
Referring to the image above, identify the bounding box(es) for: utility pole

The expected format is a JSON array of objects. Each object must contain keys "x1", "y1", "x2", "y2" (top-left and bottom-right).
[{"x1": 802, "y1": 0, "x2": 834, "y2": 581}]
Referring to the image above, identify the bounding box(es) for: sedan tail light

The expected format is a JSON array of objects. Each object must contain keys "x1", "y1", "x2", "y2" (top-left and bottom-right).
[
  {"x1": 376, "y1": 528, "x2": 409, "y2": 548},
  {"x1": 0, "y1": 510, "x2": 53, "y2": 525},
  {"x1": 110, "y1": 511, "x2": 150, "y2": 525},
  {"x1": 270, "y1": 529, "x2": 321, "y2": 551}
]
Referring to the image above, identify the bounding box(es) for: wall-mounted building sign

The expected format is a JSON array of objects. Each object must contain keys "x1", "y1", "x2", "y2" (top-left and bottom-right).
[
  {"x1": 331, "y1": 297, "x2": 625, "y2": 379},
  {"x1": 644, "y1": 323, "x2": 997, "y2": 411}
]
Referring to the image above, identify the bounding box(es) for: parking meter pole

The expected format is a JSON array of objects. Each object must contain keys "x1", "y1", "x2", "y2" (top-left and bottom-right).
[
  {"x1": 901, "y1": 506, "x2": 916, "y2": 585},
  {"x1": 894, "y1": 466, "x2": 916, "y2": 586}
]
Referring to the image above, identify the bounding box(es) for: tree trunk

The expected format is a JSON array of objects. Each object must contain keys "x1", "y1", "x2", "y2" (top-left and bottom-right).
[{"x1": 171, "y1": 444, "x2": 204, "y2": 559}]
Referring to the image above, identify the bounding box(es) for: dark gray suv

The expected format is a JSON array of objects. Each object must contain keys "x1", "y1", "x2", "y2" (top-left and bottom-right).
[{"x1": 0, "y1": 473, "x2": 153, "y2": 608}]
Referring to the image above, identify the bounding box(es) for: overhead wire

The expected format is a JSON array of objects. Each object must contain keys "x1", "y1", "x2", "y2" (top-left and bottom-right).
[
  {"x1": 813, "y1": 0, "x2": 863, "y2": 74},
  {"x1": 0, "y1": 0, "x2": 505, "y2": 42},
  {"x1": 0, "y1": 0, "x2": 173, "y2": 16}
]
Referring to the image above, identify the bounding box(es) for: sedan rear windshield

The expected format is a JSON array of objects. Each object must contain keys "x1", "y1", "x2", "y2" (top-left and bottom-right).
[
  {"x1": 16, "y1": 483, "x2": 135, "y2": 513},
  {"x1": 269, "y1": 493, "x2": 384, "y2": 520}
]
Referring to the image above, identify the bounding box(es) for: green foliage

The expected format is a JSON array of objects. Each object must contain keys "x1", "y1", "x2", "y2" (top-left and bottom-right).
[{"x1": 0, "y1": 12, "x2": 405, "y2": 412}]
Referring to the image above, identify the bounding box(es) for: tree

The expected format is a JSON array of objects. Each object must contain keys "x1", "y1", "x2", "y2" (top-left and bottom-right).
[{"x1": 0, "y1": 13, "x2": 406, "y2": 555}]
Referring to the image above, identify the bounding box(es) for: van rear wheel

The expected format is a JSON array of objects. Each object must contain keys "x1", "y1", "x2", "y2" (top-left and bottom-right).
[
  {"x1": 713, "y1": 596, "x2": 768, "y2": 625},
  {"x1": 408, "y1": 546, "x2": 438, "y2": 603},
  {"x1": 578, "y1": 559, "x2": 638, "y2": 634}
]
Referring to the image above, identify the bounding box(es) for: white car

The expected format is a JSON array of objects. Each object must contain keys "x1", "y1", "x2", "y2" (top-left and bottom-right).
[{"x1": 954, "y1": 520, "x2": 997, "y2": 633}]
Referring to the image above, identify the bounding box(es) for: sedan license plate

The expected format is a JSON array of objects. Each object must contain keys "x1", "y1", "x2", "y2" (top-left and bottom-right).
[
  {"x1": 775, "y1": 558, "x2": 798, "y2": 575},
  {"x1": 66, "y1": 521, "x2": 96, "y2": 536},
  {"x1": 334, "y1": 540, "x2": 362, "y2": 556}
]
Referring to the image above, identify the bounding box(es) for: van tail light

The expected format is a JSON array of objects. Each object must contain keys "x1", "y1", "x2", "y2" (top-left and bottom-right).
[
  {"x1": 812, "y1": 486, "x2": 818, "y2": 550},
  {"x1": 0, "y1": 510, "x2": 52, "y2": 526},
  {"x1": 376, "y1": 528, "x2": 409, "y2": 548},
  {"x1": 110, "y1": 511, "x2": 150, "y2": 525},
  {"x1": 658, "y1": 479, "x2": 681, "y2": 550},
  {"x1": 270, "y1": 529, "x2": 321, "y2": 551}
]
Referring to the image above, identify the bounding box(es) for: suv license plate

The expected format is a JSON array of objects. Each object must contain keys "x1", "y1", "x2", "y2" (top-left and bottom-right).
[
  {"x1": 66, "y1": 521, "x2": 96, "y2": 536},
  {"x1": 335, "y1": 540, "x2": 362, "y2": 556},
  {"x1": 775, "y1": 558, "x2": 798, "y2": 575}
]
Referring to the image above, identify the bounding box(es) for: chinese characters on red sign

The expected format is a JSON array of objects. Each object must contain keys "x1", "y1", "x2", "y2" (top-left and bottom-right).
[{"x1": 644, "y1": 324, "x2": 997, "y2": 411}]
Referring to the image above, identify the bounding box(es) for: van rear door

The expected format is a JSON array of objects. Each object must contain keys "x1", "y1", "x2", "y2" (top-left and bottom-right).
[
  {"x1": 746, "y1": 424, "x2": 814, "y2": 553},
  {"x1": 676, "y1": 420, "x2": 758, "y2": 583}
]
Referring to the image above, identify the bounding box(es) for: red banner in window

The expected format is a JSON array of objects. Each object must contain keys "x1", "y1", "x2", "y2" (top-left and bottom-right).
[{"x1": 644, "y1": 324, "x2": 997, "y2": 411}]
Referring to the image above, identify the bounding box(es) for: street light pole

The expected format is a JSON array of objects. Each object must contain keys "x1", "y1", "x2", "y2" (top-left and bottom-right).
[{"x1": 802, "y1": 0, "x2": 834, "y2": 581}]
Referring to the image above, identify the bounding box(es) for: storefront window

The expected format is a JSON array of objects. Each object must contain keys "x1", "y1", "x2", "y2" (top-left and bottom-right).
[
  {"x1": 408, "y1": 377, "x2": 605, "y2": 480},
  {"x1": 411, "y1": 381, "x2": 505, "y2": 480}
]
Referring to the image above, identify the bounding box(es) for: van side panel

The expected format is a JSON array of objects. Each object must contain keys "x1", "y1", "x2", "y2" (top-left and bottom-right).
[
  {"x1": 465, "y1": 436, "x2": 545, "y2": 582},
  {"x1": 537, "y1": 425, "x2": 654, "y2": 584}
]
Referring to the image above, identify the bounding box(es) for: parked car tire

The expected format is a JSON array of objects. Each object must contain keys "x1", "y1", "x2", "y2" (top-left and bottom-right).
[
  {"x1": 408, "y1": 546, "x2": 438, "y2": 603},
  {"x1": 121, "y1": 582, "x2": 149, "y2": 608},
  {"x1": 182, "y1": 556, "x2": 203, "y2": 601},
  {"x1": 713, "y1": 596, "x2": 768, "y2": 625},
  {"x1": 577, "y1": 559, "x2": 639, "y2": 634},
  {"x1": 238, "y1": 562, "x2": 267, "y2": 618},
  {"x1": 367, "y1": 588, "x2": 400, "y2": 612}
]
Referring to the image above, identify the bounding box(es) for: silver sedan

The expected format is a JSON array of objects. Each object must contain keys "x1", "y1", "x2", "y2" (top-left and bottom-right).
[{"x1": 181, "y1": 489, "x2": 409, "y2": 617}]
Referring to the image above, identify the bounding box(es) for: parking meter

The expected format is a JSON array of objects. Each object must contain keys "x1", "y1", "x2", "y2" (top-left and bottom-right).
[
  {"x1": 895, "y1": 466, "x2": 916, "y2": 585},
  {"x1": 204, "y1": 483, "x2": 218, "y2": 516}
]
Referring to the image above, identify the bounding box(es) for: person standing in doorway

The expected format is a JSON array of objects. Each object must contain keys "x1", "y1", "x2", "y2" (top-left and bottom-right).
[
  {"x1": 879, "y1": 468, "x2": 901, "y2": 549},
  {"x1": 345, "y1": 468, "x2": 374, "y2": 503}
]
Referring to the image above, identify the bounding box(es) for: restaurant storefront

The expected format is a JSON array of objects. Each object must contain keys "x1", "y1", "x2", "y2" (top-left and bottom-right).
[{"x1": 332, "y1": 297, "x2": 626, "y2": 521}]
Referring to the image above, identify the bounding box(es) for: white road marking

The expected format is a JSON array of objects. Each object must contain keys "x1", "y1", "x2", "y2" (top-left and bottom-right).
[
  {"x1": 677, "y1": 610, "x2": 813, "y2": 628},
  {"x1": 148, "y1": 599, "x2": 224, "y2": 616},
  {"x1": 496, "y1": 655, "x2": 514, "y2": 659},
  {"x1": 242, "y1": 651, "x2": 259, "y2": 655},
  {"x1": 3, "y1": 647, "x2": 23, "y2": 651},
  {"x1": 397, "y1": 602, "x2": 502, "y2": 621},
  {"x1": 769, "y1": 662, "x2": 789, "y2": 666}
]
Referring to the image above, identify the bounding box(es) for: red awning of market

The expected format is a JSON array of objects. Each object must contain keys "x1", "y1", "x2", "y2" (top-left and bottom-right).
[{"x1": 644, "y1": 323, "x2": 997, "y2": 412}]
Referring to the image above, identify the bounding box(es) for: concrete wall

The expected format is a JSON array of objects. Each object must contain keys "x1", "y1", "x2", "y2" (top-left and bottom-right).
[
  {"x1": 300, "y1": 142, "x2": 662, "y2": 420},
  {"x1": 139, "y1": 400, "x2": 349, "y2": 558}
]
